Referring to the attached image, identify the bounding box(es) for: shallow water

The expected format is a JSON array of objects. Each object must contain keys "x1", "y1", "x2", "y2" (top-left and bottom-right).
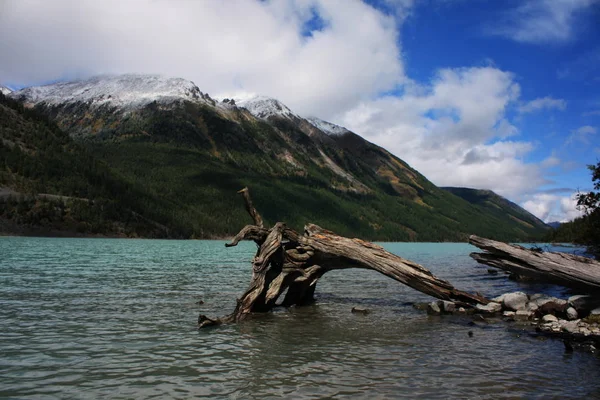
[{"x1": 1, "y1": 237, "x2": 599, "y2": 399}]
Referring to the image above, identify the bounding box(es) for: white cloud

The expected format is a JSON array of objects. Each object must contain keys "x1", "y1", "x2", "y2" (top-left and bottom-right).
[
  {"x1": 521, "y1": 192, "x2": 584, "y2": 222},
  {"x1": 0, "y1": 0, "x2": 575, "y2": 208},
  {"x1": 489, "y1": 0, "x2": 598, "y2": 44},
  {"x1": 540, "y1": 155, "x2": 561, "y2": 168},
  {"x1": 567, "y1": 125, "x2": 597, "y2": 144},
  {"x1": 518, "y1": 96, "x2": 567, "y2": 113},
  {"x1": 336, "y1": 66, "x2": 547, "y2": 198},
  {"x1": 0, "y1": 0, "x2": 404, "y2": 117}
]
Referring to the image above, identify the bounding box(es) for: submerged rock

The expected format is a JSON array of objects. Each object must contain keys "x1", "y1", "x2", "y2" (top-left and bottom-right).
[
  {"x1": 351, "y1": 307, "x2": 369, "y2": 314},
  {"x1": 441, "y1": 301, "x2": 456, "y2": 313},
  {"x1": 426, "y1": 301, "x2": 441, "y2": 315}
]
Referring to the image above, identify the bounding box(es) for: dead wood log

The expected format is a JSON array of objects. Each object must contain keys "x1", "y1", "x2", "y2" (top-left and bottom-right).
[
  {"x1": 198, "y1": 189, "x2": 489, "y2": 328},
  {"x1": 469, "y1": 235, "x2": 600, "y2": 293}
]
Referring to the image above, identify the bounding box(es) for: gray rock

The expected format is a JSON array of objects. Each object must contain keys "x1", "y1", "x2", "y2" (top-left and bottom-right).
[
  {"x1": 441, "y1": 300, "x2": 456, "y2": 313},
  {"x1": 476, "y1": 302, "x2": 502, "y2": 314},
  {"x1": 351, "y1": 307, "x2": 369, "y2": 314},
  {"x1": 529, "y1": 293, "x2": 546, "y2": 301},
  {"x1": 581, "y1": 328, "x2": 591, "y2": 336},
  {"x1": 591, "y1": 307, "x2": 600, "y2": 316},
  {"x1": 566, "y1": 307, "x2": 578, "y2": 320},
  {"x1": 560, "y1": 320, "x2": 580, "y2": 334},
  {"x1": 503, "y1": 311, "x2": 516, "y2": 317},
  {"x1": 542, "y1": 314, "x2": 559, "y2": 323},
  {"x1": 502, "y1": 292, "x2": 529, "y2": 311},
  {"x1": 531, "y1": 296, "x2": 567, "y2": 308},
  {"x1": 526, "y1": 302, "x2": 539, "y2": 312},
  {"x1": 427, "y1": 301, "x2": 441, "y2": 315},
  {"x1": 458, "y1": 307, "x2": 466, "y2": 313},
  {"x1": 515, "y1": 310, "x2": 533, "y2": 320},
  {"x1": 492, "y1": 294, "x2": 506, "y2": 303}
]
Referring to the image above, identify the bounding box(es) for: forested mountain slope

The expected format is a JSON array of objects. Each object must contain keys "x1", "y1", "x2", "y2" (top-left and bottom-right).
[{"x1": 2, "y1": 75, "x2": 548, "y2": 241}]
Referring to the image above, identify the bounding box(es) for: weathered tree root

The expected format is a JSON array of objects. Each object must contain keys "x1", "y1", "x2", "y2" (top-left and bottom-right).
[{"x1": 198, "y1": 188, "x2": 489, "y2": 328}]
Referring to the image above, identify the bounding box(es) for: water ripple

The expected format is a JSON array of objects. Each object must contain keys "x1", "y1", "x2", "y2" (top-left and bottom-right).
[{"x1": 1, "y1": 237, "x2": 599, "y2": 399}]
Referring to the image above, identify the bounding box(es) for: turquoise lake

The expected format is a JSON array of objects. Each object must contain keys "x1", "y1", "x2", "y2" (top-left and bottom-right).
[{"x1": 1, "y1": 237, "x2": 599, "y2": 399}]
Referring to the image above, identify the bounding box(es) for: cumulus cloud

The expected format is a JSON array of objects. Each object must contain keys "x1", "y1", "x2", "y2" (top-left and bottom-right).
[
  {"x1": 522, "y1": 192, "x2": 584, "y2": 222},
  {"x1": 518, "y1": 96, "x2": 566, "y2": 113},
  {"x1": 0, "y1": 0, "x2": 572, "y2": 207},
  {"x1": 489, "y1": 0, "x2": 598, "y2": 44},
  {"x1": 0, "y1": 0, "x2": 404, "y2": 117},
  {"x1": 336, "y1": 66, "x2": 548, "y2": 198}
]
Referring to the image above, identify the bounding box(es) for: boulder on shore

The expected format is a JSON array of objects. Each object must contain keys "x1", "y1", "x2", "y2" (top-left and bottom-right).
[{"x1": 502, "y1": 292, "x2": 528, "y2": 311}]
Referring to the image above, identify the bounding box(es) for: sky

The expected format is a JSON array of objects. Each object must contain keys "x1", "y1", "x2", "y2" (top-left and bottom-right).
[{"x1": 1, "y1": 0, "x2": 599, "y2": 223}]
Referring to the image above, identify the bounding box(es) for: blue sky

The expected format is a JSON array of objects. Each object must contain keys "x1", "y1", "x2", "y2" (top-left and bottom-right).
[
  {"x1": 0, "y1": 0, "x2": 598, "y2": 222},
  {"x1": 420, "y1": 0, "x2": 599, "y2": 218}
]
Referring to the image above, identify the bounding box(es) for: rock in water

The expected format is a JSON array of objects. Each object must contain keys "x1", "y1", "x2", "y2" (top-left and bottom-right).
[
  {"x1": 441, "y1": 301, "x2": 456, "y2": 313},
  {"x1": 502, "y1": 292, "x2": 529, "y2": 311},
  {"x1": 566, "y1": 307, "x2": 578, "y2": 320},
  {"x1": 476, "y1": 302, "x2": 502, "y2": 314},
  {"x1": 515, "y1": 310, "x2": 533, "y2": 320},
  {"x1": 568, "y1": 295, "x2": 600, "y2": 313},
  {"x1": 542, "y1": 314, "x2": 559, "y2": 323},
  {"x1": 427, "y1": 301, "x2": 441, "y2": 315}
]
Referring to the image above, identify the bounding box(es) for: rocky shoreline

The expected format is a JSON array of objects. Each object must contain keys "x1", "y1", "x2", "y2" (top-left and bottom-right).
[{"x1": 425, "y1": 292, "x2": 600, "y2": 350}]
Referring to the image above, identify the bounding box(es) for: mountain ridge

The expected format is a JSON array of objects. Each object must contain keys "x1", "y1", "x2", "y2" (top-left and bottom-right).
[{"x1": 2, "y1": 74, "x2": 548, "y2": 241}]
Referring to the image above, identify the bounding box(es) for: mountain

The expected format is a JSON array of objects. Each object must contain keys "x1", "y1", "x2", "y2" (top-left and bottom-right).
[
  {"x1": 234, "y1": 95, "x2": 301, "y2": 120},
  {"x1": 547, "y1": 221, "x2": 562, "y2": 229},
  {"x1": 3, "y1": 74, "x2": 549, "y2": 241},
  {"x1": 0, "y1": 85, "x2": 12, "y2": 95},
  {"x1": 0, "y1": 91, "x2": 175, "y2": 237},
  {"x1": 442, "y1": 187, "x2": 549, "y2": 233}
]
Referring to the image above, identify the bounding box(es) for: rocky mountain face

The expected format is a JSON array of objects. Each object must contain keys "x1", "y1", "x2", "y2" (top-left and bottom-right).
[
  {"x1": 0, "y1": 85, "x2": 12, "y2": 95},
  {"x1": 4, "y1": 75, "x2": 549, "y2": 240}
]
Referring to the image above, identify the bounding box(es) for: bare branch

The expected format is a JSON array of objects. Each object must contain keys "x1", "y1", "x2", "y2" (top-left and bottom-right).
[{"x1": 238, "y1": 187, "x2": 264, "y2": 228}]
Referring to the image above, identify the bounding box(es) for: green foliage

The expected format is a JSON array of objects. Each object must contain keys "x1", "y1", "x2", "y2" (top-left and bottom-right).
[
  {"x1": 0, "y1": 90, "x2": 550, "y2": 241},
  {"x1": 545, "y1": 162, "x2": 600, "y2": 259},
  {"x1": 0, "y1": 92, "x2": 173, "y2": 237}
]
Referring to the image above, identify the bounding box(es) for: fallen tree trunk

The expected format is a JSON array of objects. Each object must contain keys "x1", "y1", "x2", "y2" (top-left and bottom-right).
[
  {"x1": 469, "y1": 235, "x2": 600, "y2": 293},
  {"x1": 198, "y1": 188, "x2": 489, "y2": 328}
]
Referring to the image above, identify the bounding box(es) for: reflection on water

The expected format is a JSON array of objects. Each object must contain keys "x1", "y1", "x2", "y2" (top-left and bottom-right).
[{"x1": 1, "y1": 238, "x2": 599, "y2": 399}]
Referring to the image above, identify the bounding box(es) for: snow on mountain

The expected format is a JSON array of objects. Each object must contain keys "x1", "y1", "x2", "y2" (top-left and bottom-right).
[
  {"x1": 9, "y1": 74, "x2": 209, "y2": 110},
  {"x1": 0, "y1": 85, "x2": 12, "y2": 95},
  {"x1": 7, "y1": 73, "x2": 351, "y2": 138},
  {"x1": 235, "y1": 95, "x2": 301, "y2": 120},
  {"x1": 306, "y1": 117, "x2": 349, "y2": 136}
]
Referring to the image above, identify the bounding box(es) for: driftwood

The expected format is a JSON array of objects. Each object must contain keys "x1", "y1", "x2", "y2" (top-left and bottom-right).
[
  {"x1": 469, "y1": 235, "x2": 600, "y2": 294},
  {"x1": 198, "y1": 188, "x2": 489, "y2": 328}
]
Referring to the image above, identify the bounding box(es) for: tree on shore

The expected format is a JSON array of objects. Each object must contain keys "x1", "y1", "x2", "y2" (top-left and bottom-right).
[
  {"x1": 576, "y1": 162, "x2": 600, "y2": 258},
  {"x1": 545, "y1": 161, "x2": 600, "y2": 259}
]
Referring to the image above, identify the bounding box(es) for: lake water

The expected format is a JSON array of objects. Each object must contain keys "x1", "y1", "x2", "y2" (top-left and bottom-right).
[{"x1": 1, "y1": 237, "x2": 599, "y2": 399}]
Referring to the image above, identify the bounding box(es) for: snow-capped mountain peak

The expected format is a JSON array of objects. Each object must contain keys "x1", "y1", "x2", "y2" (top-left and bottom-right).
[
  {"x1": 0, "y1": 85, "x2": 13, "y2": 95},
  {"x1": 235, "y1": 95, "x2": 300, "y2": 120},
  {"x1": 9, "y1": 74, "x2": 209, "y2": 110},
  {"x1": 306, "y1": 117, "x2": 349, "y2": 136}
]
